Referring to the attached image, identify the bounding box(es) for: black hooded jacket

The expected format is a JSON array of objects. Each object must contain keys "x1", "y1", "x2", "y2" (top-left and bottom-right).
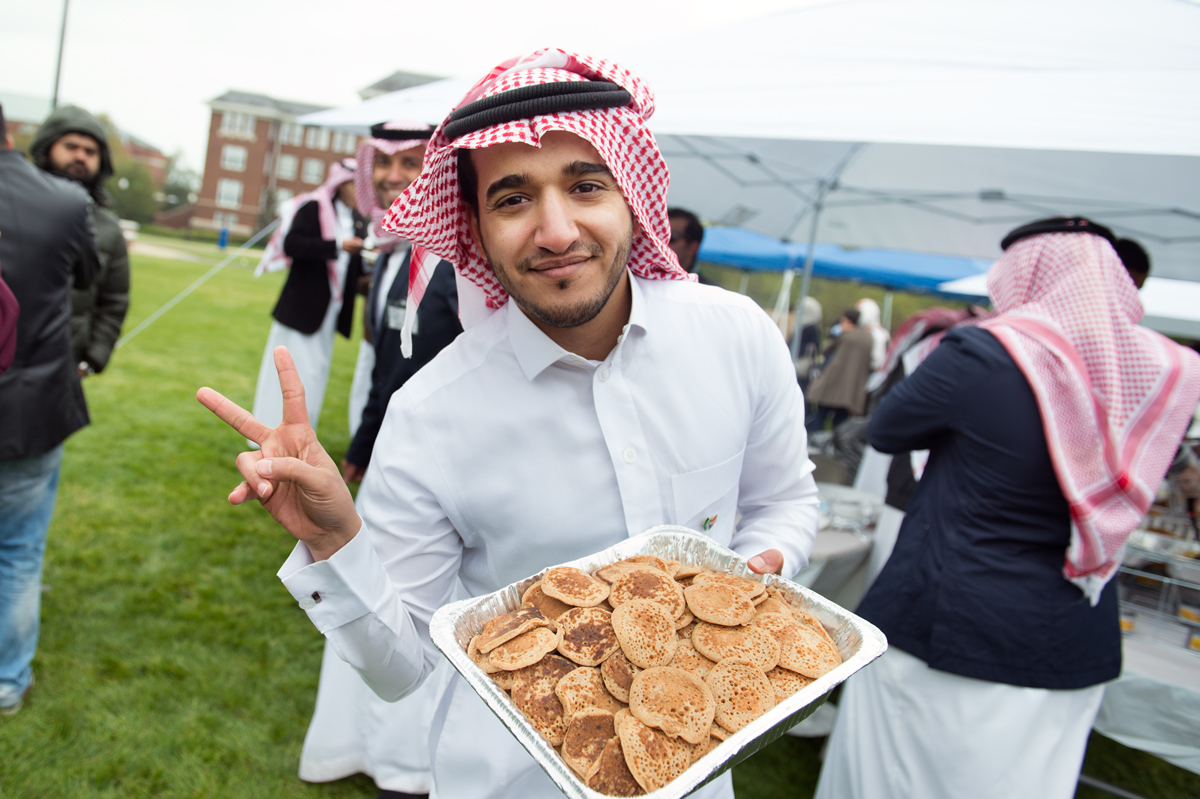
[{"x1": 30, "y1": 106, "x2": 130, "y2": 373}]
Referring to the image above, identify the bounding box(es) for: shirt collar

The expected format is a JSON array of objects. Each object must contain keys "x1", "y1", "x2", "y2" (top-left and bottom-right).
[{"x1": 508, "y1": 270, "x2": 649, "y2": 381}]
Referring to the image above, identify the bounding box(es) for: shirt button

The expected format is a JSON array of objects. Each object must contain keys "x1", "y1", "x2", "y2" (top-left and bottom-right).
[
  {"x1": 622, "y1": 447, "x2": 637, "y2": 463},
  {"x1": 299, "y1": 596, "x2": 317, "y2": 610},
  {"x1": 598, "y1": 368, "x2": 610, "y2": 382}
]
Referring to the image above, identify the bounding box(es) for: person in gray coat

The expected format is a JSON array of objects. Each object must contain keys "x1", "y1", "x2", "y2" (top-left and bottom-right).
[
  {"x1": 30, "y1": 105, "x2": 130, "y2": 377},
  {"x1": 0, "y1": 104, "x2": 99, "y2": 714}
]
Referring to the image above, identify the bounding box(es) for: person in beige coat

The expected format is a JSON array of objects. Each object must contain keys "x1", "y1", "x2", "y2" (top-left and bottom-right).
[{"x1": 806, "y1": 308, "x2": 874, "y2": 431}]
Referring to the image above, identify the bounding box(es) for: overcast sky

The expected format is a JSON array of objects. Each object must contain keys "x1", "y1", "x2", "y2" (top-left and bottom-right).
[{"x1": 1, "y1": 0, "x2": 812, "y2": 173}]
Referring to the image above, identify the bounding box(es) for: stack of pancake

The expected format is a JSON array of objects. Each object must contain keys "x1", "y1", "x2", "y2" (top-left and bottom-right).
[{"x1": 465, "y1": 557, "x2": 843, "y2": 796}]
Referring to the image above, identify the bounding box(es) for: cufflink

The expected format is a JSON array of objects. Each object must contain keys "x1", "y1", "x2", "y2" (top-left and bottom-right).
[{"x1": 298, "y1": 591, "x2": 322, "y2": 610}]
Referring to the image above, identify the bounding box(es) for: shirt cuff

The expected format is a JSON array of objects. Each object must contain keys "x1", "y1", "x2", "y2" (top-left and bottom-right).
[{"x1": 276, "y1": 525, "x2": 393, "y2": 633}]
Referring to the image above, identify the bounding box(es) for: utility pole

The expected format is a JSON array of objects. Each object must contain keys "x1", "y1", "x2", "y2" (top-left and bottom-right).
[{"x1": 51, "y1": 0, "x2": 70, "y2": 110}]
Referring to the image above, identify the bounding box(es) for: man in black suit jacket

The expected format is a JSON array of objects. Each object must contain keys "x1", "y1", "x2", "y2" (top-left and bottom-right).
[
  {"x1": 251, "y1": 159, "x2": 366, "y2": 432},
  {"x1": 0, "y1": 105, "x2": 98, "y2": 714},
  {"x1": 341, "y1": 249, "x2": 461, "y2": 482}
]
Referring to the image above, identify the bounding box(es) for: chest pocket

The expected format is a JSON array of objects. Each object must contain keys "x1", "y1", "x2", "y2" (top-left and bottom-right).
[
  {"x1": 671, "y1": 446, "x2": 745, "y2": 545},
  {"x1": 386, "y1": 299, "x2": 416, "y2": 333}
]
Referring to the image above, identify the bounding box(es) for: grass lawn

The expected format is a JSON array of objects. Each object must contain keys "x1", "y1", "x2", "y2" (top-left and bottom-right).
[{"x1": 0, "y1": 236, "x2": 1196, "y2": 798}]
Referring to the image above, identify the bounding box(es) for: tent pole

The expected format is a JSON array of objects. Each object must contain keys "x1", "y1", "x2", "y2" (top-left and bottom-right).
[
  {"x1": 882, "y1": 291, "x2": 894, "y2": 330},
  {"x1": 789, "y1": 195, "x2": 823, "y2": 360},
  {"x1": 788, "y1": 143, "x2": 865, "y2": 360},
  {"x1": 737, "y1": 271, "x2": 750, "y2": 296}
]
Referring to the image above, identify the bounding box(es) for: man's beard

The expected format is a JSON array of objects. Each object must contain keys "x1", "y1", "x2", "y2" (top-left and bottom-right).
[
  {"x1": 486, "y1": 233, "x2": 632, "y2": 330},
  {"x1": 50, "y1": 164, "x2": 101, "y2": 196}
]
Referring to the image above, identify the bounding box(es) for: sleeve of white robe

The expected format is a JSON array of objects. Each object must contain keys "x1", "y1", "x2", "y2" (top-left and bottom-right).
[
  {"x1": 278, "y1": 389, "x2": 464, "y2": 702},
  {"x1": 727, "y1": 305, "x2": 821, "y2": 578}
]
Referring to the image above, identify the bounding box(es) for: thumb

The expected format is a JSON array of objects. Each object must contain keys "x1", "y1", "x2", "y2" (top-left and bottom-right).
[
  {"x1": 747, "y1": 549, "x2": 785, "y2": 576},
  {"x1": 256, "y1": 456, "x2": 330, "y2": 491}
]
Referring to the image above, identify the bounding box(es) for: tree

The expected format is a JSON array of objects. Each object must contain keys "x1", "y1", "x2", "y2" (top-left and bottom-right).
[{"x1": 159, "y1": 152, "x2": 199, "y2": 212}]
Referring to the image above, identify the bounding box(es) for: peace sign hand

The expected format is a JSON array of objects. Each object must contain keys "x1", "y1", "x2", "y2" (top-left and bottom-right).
[{"x1": 196, "y1": 346, "x2": 361, "y2": 561}]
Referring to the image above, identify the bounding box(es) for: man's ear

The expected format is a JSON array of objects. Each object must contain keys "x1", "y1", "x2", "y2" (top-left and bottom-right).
[
  {"x1": 466, "y1": 208, "x2": 487, "y2": 262},
  {"x1": 3, "y1": 134, "x2": 12, "y2": 150}
]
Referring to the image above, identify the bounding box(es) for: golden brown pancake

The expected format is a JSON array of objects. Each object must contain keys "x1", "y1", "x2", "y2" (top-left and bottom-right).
[
  {"x1": 691, "y1": 733, "x2": 716, "y2": 764},
  {"x1": 585, "y1": 736, "x2": 643, "y2": 796},
  {"x1": 766, "y1": 666, "x2": 813, "y2": 703},
  {"x1": 704, "y1": 659, "x2": 777, "y2": 732},
  {"x1": 600, "y1": 649, "x2": 641, "y2": 703},
  {"x1": 673, "y1": 564, "x2": 705, "y2": 580},
  {"x1": 594, "y1": 557, "x2": 669, "y2": 585},
  {"x1": 476, "y1": 606, "x2": 552, "y2": 653},
  {"x1": 676, "y1": 620, "x2": 697, "y2": 641},
  {"x1": 628, "y1": 666, "x2": 716, "y2": 745},
  {"x1": 611, "y1": 599, "x2": 678, "y2": 669},
  {"x1": 556, "y1": 666, "x2": 624, "y2": 721},
  {"x1": 691, "y1": 571, "x2": 766, "y2": 599},
  {"x1": 510, "y1": 653, "x2": 577, "y2": 695},
  {"x1": 674, "y1": 607, "x2": 695, "y2": 630},
  {"x1": 684, "y1": 582, "x2": 757, "y2": 627},
  {"x1": 667, "y1": 639, "x2": 717, "y2": 679},
  {"x1": 556, "y1": 607, "x2": 621, "y2": 667},
  {"x1": 487, "y1": 626, "x2": 560, "y2": 671},
  {"x1": 754, "y1": 596, "x2": 794, "y2": 617},
  {"x1": 562, "y1": 709, "x2": 618, "y2": 779},
  {"x1": 609, "y1": 569, "x2": 687, "y2": 620},
  {"x1": 776, "y1": 619, "x2": 842, "y2": 678},
  {"x1": 709, "y1": 721, "x2": 734, "y2": 741},
  {"x1": 691, "y1": 622, "x2": 781, "y2": 672},
  {"x1": 467, "y1": 633, "x2": 501, "y2": 674},
  {"x1": 509, "y1": 654, "x2": 577, "y2": 746},
  {"x1": 617, "y1": 713, "x2": 693, "y2": 793},
  {"x1": 521, "y1": 581, "x2": 574, "y2": 621},
  {"x1": 541, "y1": 566, "x2": 610, "y2": 607},
  {"x1": 490, "y1": 669, "x2": 517, "y2": 691}
]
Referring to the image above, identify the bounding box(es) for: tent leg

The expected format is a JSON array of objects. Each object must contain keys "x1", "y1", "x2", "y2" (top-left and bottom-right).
[
  {"x1": 789, "y1": 202, "x2": 823, "y2": 359},
  {"x1": 882, "y1": 291, "x2": 894, "y2": 331},
  {"x1": 737, "y1": 271, "x2": 750, "y2": 296},
  {"x1": 773, "y1": 270, "x2": 796, "y2": 336}
]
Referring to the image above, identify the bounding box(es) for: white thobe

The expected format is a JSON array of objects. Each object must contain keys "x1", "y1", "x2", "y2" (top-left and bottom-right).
[
  {"x1": 253, "y1": 199, "x2": 354, "y2": 434},
  {"x1": 279, "y1": 275, "x2": 821, "y2": 799}
]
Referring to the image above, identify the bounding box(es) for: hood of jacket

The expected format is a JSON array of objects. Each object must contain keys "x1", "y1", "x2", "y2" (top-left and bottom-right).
[{"x1": 30, "y1": 105, "x2": 114, "y2": 202}]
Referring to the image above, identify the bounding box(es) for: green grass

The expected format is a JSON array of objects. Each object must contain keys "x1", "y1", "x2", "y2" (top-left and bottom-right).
[{"x1": 0, "y1": 241, "x2": 1196, "y2": 798}]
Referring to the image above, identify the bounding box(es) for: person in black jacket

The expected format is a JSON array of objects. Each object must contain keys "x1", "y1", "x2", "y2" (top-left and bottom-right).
[
  {"x1": 251, "y1": 159, "x2": 365, "y2": 432},
  {"x1": 815, "y1": 219, "x2": 1200, "y2": 799},
  {"x1": 0, "y1": 105, "x2": 99, "y2": 714}
]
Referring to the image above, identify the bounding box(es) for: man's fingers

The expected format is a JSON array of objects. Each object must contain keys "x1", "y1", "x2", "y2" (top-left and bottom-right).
[
  {"x1": 197, "y1": 387, "x2": 272, "y2": 444},
  {"x1": 273, "y1": 347, "x2": 311, "y2": 428},
  {"x1": 235, "y1": 450, "x2": 272, "y2": 498},
  {"x1": 255, "y1": 455, "x2": 325, "y2": 490},
  {"x1": 747, "y1": 549, "x2": 785, "y2": 575}
]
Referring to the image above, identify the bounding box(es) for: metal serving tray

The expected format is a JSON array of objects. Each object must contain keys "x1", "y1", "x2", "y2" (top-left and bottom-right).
[{"x1": 429, "y1": 525, "x2": 888, "y2": 799}]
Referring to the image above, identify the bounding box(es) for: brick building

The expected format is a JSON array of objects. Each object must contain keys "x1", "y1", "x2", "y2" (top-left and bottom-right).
[
  {"x1": 194, "y1": 91, "x2": 359, "y2": 235},
  {"x1": 195, "y1": 73, "x2": 442, "y2": 236}
]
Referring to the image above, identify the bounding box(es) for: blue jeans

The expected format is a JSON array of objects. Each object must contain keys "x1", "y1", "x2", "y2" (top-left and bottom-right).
[{"x1": 0, "y1": 445, "x2": 63, "y2": 708}]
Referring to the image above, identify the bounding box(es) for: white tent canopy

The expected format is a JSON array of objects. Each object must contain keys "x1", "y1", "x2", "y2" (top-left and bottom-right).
[{"x1": 299, "y1": 0, "x2": 1200, "y2": 281}]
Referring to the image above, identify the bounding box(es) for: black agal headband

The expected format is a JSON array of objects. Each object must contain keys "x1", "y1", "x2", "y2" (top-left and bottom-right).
[
  {"x1": 369, "y1": 123, "x2": 434, "y2": 141},
  {"x1": 442, "y1": 80, "x2": 633, "y2": 141},
  {"x1": 1001, "y1": 216, "x2": 1116, "y2": 251}
]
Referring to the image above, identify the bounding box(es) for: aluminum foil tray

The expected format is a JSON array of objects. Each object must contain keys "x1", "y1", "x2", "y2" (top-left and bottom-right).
[{"x1": 429, "y1": 525, "x2": 888, "y2": 799}]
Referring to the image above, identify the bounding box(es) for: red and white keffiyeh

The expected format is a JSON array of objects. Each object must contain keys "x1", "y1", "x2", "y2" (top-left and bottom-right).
[
  {"x1": 381, "y1": 48, "x2": 692, "y2": 357},
  {"x1": 354, "y1": 121, "x2": 432, "y2": 254},
  {"x1": 980, "y1": 233, "x2": 1200, "y2": 603},
  {"x1": 256, "y1": 158, "x2": 356, "y2": 302}
]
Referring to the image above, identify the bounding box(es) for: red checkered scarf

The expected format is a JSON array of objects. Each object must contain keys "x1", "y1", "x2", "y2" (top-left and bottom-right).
[
  {"x1": 256, "y1": 159, "x2": 356, "y2": 302},
  {"x1": 980, "y1": 233, "x2": 1200, "y2": 603},
  {"x1": 354, "y1": 122, "x2": 431, "y2": 254},
  {"x1": 381, "y1": 48, "x2": 691, "y2": 357}
]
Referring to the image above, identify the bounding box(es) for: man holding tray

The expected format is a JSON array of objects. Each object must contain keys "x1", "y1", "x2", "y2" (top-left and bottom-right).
[{"x1": 199, "y1": 49, "x2": 820, "y2": 799}]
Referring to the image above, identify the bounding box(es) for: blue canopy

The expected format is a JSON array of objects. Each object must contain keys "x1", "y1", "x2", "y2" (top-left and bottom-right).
[{"x1": 698, "y1": 226, "x2": 993, "y2": 293}]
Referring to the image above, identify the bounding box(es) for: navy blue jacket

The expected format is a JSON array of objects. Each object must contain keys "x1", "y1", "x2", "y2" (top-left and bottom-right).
[
  {"x1": 344, "y1": 250, "x2": 461, "y2": 469},
  {"x1": 857, "y1": 327, "x2": 1120, "y2": 690},
  {"x1": 274, "y1": 199, "x2": 365, "y2": 337}
]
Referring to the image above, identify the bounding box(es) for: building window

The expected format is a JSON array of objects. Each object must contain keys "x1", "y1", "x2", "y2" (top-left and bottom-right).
[
  {"x1": 331, "y1": 130, "x2": 357, "y2": 154},
  {"x1": 216, "y1": 178, "x2": 243, "y2": 209},
  {"x1": 279, "y1": 122, "x2": 304, "y2": 147},
  {"x1": 213, "y1": 211, "x2": 239, "y2": 229},
  {"x1": 275, "y1": 188, "x2": 293, "y2": 206},
  {"x1": 301, "y1": 158, "x2": 325, "y2": 184},
  {"x1": 219, "y1": 112, "x2": 256, "y2": 139},
  {"x1": 304, "y1": 127, "x2": 331, "y2": 151},
  {"x1": 277, "y1": 154, "x2": 298, "y2": 180},
  {"x1": 220, "y1": 144, "x2": 247, "y2": 172}
]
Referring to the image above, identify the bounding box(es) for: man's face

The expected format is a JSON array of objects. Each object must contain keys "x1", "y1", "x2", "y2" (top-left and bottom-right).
[
  {"x1": 466, "y1": 131, "x2": 635, "y2": 330},
  {"x1": 335, "y1": 180, "x2": 356, "y2": 207},
  {"x1": 373, "y1": 145, "x2": 427, "y2": 209},
  {"x1": 48, "y1": 132, "x2": 101, "y2": 181},
  {"x1": 669, "y1": 217, "x2": 700, "y2": 273}
]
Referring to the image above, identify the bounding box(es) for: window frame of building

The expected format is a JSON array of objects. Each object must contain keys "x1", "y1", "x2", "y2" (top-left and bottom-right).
[
  {"x1": 219, "y1": 112, "x2": 256, "y2": 140},
  {"x1": 216, "y1": 178, "x2": 244, "y2": 209},
  {"x1": 213, "y1": 211, "x2": 239, "y2": 229},
  {"x1": 279, "y1": 122, "x2": 304, "y2": 147},
  {"x1": 301, "y1": 158, "x2": 325, "y2": 185},
  {"x1": 332, "y1": 130, "x2": 357, "y2": 154},
  {"x1": 220, "y1": 144, "x2": 248, "y2": 172},
  {"x1": 275, "y1": 187, "x2": 294, "y2": 207},
  {"x1": 304, "y1": 127, "x2": 331, "y2": 151},
  {"x1": 277, "y1": 154, "x2": 298, "y2": 181}
]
